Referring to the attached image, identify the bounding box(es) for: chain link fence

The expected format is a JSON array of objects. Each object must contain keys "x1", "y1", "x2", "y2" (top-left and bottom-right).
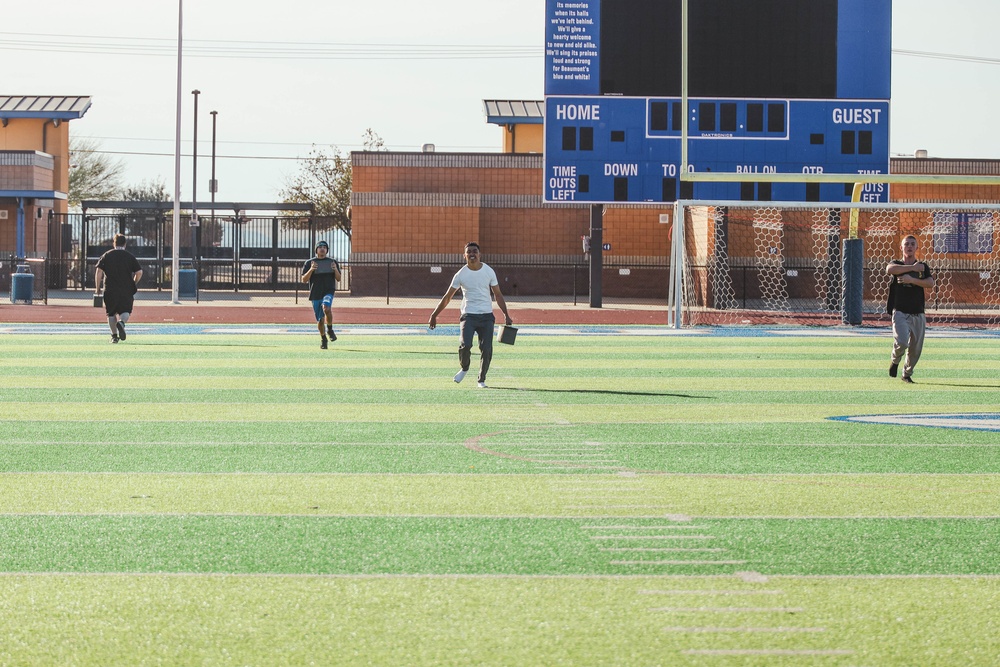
[
  {"x1": 0, "y1": 211, "x2": 677, "y2": 309},
  {"x1": 3, "y1": 255, "x2": 673, "y2": 310}
]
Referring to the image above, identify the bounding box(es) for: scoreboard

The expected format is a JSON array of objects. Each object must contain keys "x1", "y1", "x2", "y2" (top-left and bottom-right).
[{"x1": 543, "y1": 0, "x2": 892, "y2": 204}]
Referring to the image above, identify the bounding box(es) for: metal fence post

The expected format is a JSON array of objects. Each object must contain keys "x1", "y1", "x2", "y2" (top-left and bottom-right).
[
  {"x1": 80, "y1": 214, "x2": 89, "y2": 290},
  {"x1": 742, "y1": 266, "x2": 747, "y2": 309},
  {"x1": 573, "y1": 262, "x2": 578, "y2": 306},
  {"x1": 271, "y1": 217, "x2": 279, "y2": 292},
  {"x1": 589, "y1": 204, "x2": 603, "y2": 308}
]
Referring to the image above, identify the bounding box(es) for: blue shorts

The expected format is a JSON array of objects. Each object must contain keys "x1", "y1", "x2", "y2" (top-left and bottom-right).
[{"x1": 311, "y1": 293, "x2": 334, "y2": 321}]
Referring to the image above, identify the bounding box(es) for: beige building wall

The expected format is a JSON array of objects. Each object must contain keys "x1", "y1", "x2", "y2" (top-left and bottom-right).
[
  {"x1": 501, "y1": 124, "x2": 543, "y2": 154},
  {"x1": 0, "y1": 99, "x2": 81, "y2": 255},
  {"x1": 0, "y1": 117, "x2": 69, "y2": 214}
]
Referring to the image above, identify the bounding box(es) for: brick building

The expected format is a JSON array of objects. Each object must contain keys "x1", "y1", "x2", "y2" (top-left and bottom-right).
[{"x1": 349, "y1": 101, "x2": 673, "y2": 299}]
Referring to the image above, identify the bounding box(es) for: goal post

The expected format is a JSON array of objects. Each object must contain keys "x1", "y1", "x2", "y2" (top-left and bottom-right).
[{"x1": 668, "y1": 197, "x2": 1000, "y2": 329}]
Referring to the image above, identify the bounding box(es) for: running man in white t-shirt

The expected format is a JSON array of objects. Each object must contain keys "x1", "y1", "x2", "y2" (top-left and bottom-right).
[{"x1": 428, "y1": 242, "x2": 513, "y2": 388}]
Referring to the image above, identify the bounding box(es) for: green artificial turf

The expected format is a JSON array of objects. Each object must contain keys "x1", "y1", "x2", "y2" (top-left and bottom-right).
[
  {"x1": 2, "y1": 439, "x2": 1000, "y2": 473},
  {"x1": 1, "y1": 328, "x2": 998, "y2": 665},
  {"x1": 0, "y1": 575, "x2": 998, "y2": 666},
  {"x1": 0, "y1": 472, "x2": 997, "y2": 517},
  {"x1": 0, "y1": 515, "x2": 997, "y2": 576}
]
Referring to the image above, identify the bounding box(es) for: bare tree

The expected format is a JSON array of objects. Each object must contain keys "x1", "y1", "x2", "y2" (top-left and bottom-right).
[
  {"x1": 361, "y1": 128, "x2": 386, "y2": 151},
  {"x1": 280, "y1": 129, "x2": 386, "y2": 239},
  {"x1": 68, "y1": 137, "x2": 126, "y2": 209},
  {"x1": 114, "y1": 179, "x2": 171, "y2": 245}
]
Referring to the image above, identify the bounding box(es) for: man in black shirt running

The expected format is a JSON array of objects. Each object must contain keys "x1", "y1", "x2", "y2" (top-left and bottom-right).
[{"x1": 94, "y1": 234, "x2": 143, "y2": 344}]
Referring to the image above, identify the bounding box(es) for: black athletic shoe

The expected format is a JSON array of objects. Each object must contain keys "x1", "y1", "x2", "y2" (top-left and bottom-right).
[
  {"x1": 901, "y1": 376, "x2": 914, "y2": 384},
  {"x1": 117, "y1": 321, "x2": 126, "y2": 341},
  {"x1": 321, "y1": 337, "x2": 328, "y2": 350},
  {"x1": 111, "y1": 334, "x2": 119, "y2": 344},
  {"x1": 327, "y1": 326, "x2": 336, "y2": 342},
  {"x1": 888, "y1": 363, "x2": 898, "y2": 378}
]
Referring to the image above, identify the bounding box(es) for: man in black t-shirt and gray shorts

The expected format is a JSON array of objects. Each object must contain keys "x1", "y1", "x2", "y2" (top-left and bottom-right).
[{"x1": 886, "y1": 235, "x2": 935, "y2": 383}]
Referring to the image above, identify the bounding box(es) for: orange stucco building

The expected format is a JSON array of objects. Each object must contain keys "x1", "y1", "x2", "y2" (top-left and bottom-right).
[{"x1": 0, "y1": 95, "x2": 91, "y2": 258}]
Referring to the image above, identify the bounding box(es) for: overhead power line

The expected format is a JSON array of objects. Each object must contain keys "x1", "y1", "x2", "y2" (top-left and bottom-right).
[
  {"x1": 893, "y1": 49, "x2": 1000, "y2": 66},
  {"x1": 3, "y1": 31, "x2": 996, "y2": 65},
  {"x1": 0, "y1": 31, "x2": 538, "y2": 60},
  {"x1": 74, "y1": 147, "x2": 497, "y2": 162},
  {"x1": 90, "y1": 149, "x2": 302, "y2": 161}
]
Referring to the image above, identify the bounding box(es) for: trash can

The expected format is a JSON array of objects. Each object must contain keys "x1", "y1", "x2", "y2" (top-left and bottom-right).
[
  {"x1": 10, "y1": 265, "x2": 33, "y2": 304},
  {"x1": 178, "y1": 268, "x2": 198, "y2": 299}
]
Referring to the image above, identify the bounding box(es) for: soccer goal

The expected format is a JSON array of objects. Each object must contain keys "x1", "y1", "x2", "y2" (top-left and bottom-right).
[{"x1": 667, "y1": 199, "x2": 1000, "y2": 328}]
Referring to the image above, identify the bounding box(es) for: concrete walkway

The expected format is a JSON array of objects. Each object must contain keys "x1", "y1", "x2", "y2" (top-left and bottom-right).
[{"x1": 2, "y1": 290, "x2": 670, "y2": 325}]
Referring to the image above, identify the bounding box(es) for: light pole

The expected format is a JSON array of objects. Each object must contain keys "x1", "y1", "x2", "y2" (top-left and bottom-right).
[
  {"x1": 210, "y1": 110, "x2": 218, "y2": 236},
  {"x1": 171, "y1": 0, "x2": 184, "y2": 304},
  {"x1": 191, "y1": 89, "x2": 201, "y2": 266}
]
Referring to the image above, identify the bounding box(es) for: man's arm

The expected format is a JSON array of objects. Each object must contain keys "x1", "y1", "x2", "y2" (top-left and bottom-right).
[
  {"x1": 887, "y1": 262, "x2": 926, "y2": 276},
  {"x1": 333, "y1": 261, "x2": 342, "y2": 283},
  {"x1": 428, "y1": 287, "x2": 459, "y2": 329},
  {"x1": 491, "y1": 284, "x2": 513, "y2": 326},
  {"x1": 94, "y1": 267, "x2": 105, "y2": 294},
  {"x1": 301, "y1": 261, "x2": 316, "y2": 284},
  {"x1": 132, "y1": 269, "x2": 143, "y2": 286},
  {"x1": 898, "y1": 273, "x2": 935, "y2": 289}
]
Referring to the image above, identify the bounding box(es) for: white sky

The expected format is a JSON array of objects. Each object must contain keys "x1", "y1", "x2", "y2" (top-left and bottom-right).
[{"x1": 5, "y1": 0, "x2": 999, "y2": 203}]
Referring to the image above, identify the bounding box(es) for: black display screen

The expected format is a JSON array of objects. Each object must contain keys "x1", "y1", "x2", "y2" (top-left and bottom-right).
[{"x1": 600, "y1": 0, "x2": 839, "y2": 99}]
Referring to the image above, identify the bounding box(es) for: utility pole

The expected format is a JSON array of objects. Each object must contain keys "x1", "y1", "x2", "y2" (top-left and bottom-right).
[
  {"x1": 171, "y1": 0, "x2": 184, "y2": 304},
  {"x1": 191, "y1": 89, "x2": 201, "y2": 263},
  {"x1": 210, "y1": 110, "x2": 218, "y2": 236}
]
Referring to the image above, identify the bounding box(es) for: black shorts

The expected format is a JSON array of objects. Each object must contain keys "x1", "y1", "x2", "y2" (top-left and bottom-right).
[{"x1": 104, "y1": 292, "x2": 135, "y2": 317}]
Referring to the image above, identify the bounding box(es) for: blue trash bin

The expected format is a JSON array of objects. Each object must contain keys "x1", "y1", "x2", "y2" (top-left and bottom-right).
[
  {"x1": 178, "y1": 268, "x2": 198, "y2": 299},
  {"x1": 10, "y1": 265, "x2": 33, "y2": 304}
]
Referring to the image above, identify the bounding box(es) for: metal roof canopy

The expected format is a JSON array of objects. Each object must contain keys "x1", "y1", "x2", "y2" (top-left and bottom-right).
[
  {"x1": 0, "y1": 96, "x2": 92, "y2": 120},
  {"x1": 0, "y1": 190, "x2": 67, "y2": 200},
  {"x1": 483, "y1": 100, "x2": 544, "y2": 126},
  {"x1": 81, "y1": 200, "x2": 313, "y2": 212}
]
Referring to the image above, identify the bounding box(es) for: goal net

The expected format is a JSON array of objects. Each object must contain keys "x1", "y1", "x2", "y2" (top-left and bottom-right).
[{"x1": 670, "y1": 200, "x2": 1000, "y2": 328}]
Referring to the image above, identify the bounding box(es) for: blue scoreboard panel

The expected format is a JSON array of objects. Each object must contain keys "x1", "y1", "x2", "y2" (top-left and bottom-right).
[{"x1": 543, "y1": 0, "x2": 892, "y2": 204}]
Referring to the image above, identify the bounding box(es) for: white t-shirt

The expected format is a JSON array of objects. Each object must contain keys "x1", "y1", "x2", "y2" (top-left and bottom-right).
[{"x1": 450, "y1": 263, "x2": 498, "y2": 315}]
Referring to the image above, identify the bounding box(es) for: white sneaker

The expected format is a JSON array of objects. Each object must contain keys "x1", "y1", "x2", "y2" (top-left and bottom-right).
[
  {"x1": 477, "y1": 381, "x2": 487, "y2": 389},
  {"x1": 453, "y1": 370, "x2": 467, "y2": 383}
]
